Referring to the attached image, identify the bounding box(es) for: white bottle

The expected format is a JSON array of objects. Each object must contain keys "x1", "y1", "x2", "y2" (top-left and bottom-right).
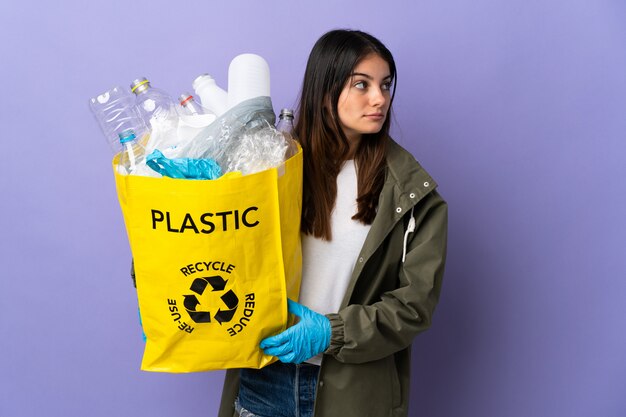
[
  {"x1": 192, "y1": 74, "x2": 229, "y2": 117},
  {"x1": 227, "y1": 53, "x2": 270, "y2": 110}
]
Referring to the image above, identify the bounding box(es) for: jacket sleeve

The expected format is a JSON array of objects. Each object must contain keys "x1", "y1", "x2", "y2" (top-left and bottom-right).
[{"x1": 325, "y1": 192, "x2": 448, "y2": 364}]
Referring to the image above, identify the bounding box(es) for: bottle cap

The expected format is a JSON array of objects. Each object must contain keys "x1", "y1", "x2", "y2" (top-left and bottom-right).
[
  {"x1": 118, "y1": 129, "x2": 137, "y2": 144},
  {"x1": 131, "y1": 77, "x2": 151, "y2": 95},
  {"x1": 279, "y1": 108, "x2": 294, "y2": 119}
]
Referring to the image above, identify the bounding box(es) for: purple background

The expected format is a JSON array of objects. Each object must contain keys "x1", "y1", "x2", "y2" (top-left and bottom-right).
[{"x1": 1, "y1": 1, "x2": 625, "y2": 416}]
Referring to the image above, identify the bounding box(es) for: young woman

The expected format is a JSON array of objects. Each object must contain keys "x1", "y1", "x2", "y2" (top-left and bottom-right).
[{"x1": 219, "y1": 29, "x2": 448, "y2": 417}]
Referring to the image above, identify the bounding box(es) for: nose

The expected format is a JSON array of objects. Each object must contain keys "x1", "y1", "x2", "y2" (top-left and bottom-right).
[{"x1": 369, "y1": 86, "x2": 386, "y2": 108}]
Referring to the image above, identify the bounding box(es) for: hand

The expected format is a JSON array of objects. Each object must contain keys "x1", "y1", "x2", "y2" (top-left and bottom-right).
[{"x1": 260, "y1": 299, "x2": 331, "y2": 364}]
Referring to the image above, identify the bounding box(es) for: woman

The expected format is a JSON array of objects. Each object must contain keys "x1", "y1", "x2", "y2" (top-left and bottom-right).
[{"x1": 219, "y1": 29, "x2": 448, "y2": 417}]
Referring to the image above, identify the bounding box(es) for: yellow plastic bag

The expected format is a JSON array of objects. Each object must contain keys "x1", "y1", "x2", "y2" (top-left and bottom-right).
[{"x1": 113, "y1": 148, "x2": 302, "y2": 373}]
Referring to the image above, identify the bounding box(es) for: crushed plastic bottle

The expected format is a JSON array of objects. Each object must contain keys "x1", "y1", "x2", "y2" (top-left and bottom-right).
[{"x1": 89, "y1": 86, "x2": 148, "y2": 153}]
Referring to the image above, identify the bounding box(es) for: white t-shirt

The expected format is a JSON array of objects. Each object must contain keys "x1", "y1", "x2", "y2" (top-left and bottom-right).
[{"x1": 299, "y1": 160, "x2": 371, "y2": 365}]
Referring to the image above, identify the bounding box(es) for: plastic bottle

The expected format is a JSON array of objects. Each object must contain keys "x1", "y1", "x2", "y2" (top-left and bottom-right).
[
  {"x1": 276, "y1": 108, "x2": 298, "y2": 159},
  {"x1": 118, "y1": 129, "x2": 147, "y2": 175},
  {"x1": 178, "y1": 93, "x2": 206, "y2": 115},
  {"x1": 227, "y1": 54, "x2": 271, "y2": 110},
  {"x1": 89, "y1": 86, "x2": 148, "y2": 153},
  {"x1": 176, "y1": 93, "x2": 217, "y2": 153},
  {"x1": 130, "y1": 77, "x2": 176, "y2": 127},
  {"x1": 192, "y1": 74, "x2": 229, "y2": 117},
  {"x1": 276, "y1": 108, "x2": 295, "y2": 133}
]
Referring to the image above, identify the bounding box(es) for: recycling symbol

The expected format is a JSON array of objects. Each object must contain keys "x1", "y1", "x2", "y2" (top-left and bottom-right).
[{"x1": 183, "y1": 275, "x2": 239, "y2": 324}]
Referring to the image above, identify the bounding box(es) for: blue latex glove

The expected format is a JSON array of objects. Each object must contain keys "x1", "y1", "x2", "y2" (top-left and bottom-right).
[
  {"x1": 146, "y1": 149, "x2": 222, "y2": 179},
  {"x1": 138, "y1": 307, "x2": 146, "y2": 342},
  {"x1": 260, "y1": 299, "x2": 331, "y2": 364}
]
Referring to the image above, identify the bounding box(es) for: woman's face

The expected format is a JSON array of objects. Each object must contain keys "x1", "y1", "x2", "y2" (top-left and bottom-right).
[{"x1": 336, "y1": 53, "x2": 393, "y2": 144}]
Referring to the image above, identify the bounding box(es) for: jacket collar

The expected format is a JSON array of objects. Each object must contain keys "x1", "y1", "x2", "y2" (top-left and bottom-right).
[
  {"x1": 371, "y1": 138, "x2": 438, "y2": 234},
  {"x1": 385, "y1": 138, "x2": 437, "y2": 201}
]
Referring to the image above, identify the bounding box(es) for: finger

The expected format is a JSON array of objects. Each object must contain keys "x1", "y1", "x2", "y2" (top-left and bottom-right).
[
  {"x1": 277, "y1": 351, "x2": 297, "y2": 364},
  {"x1": 263, "y1": 343, "x2": 292, "y2": 357},
  {"x1": 287, "y1": 299, "x2": 304, "y2": 317},
  {"x1": 260, "y1": 326, "x2": 296, "y2": 349}
]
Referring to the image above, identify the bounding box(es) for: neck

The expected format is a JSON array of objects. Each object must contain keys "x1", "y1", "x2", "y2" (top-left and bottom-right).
[{"x1": 345, "y1": 134, "x2": 361, "y2": 160}]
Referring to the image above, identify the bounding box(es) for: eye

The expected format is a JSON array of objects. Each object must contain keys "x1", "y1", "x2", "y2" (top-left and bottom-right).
[
  {"x1": 354, "y1": 80, "x2": 367, "y2": 89},
  {"x1": 382, "y1": 81, "x2": 393, "y2": 91}
]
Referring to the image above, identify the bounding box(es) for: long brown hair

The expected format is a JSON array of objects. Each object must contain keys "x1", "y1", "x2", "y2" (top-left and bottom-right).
[{"x1": 295, "y1": 29, "x2": 397, "y2": 240}]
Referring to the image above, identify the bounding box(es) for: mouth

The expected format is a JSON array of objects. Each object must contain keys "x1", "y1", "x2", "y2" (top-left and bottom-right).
[{"x1": 364, "y1": 113, "x2": 385, "y2": 120}]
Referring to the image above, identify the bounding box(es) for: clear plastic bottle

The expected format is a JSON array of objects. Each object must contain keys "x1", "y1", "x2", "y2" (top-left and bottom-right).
[
  {"x1": 276, "y1": 108, "x2": 298, "y2": 159},
  {"x1": 130, "y1": 77, "x2": 176, "y2": 127},
  {"x1": 89, "y1": 86, "x2": 148, "y2": 153},
  {"x1": 276, "y1": 108, "x2": 295, "y2": 133},
  {"x1": 175, "y1": 93, "x2": 217, "y2": 153},
  {"x1": 118, "y1": 129, "x2": 147, "y2": 175},
  {"x1": 178, "y1": 93, "x2": 206, "y2": 115}
]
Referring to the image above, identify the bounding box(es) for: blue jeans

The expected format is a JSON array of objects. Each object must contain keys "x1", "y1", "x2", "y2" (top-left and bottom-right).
[{"x1": 236, "y1": 362, "x2": 320, "y2": 417}]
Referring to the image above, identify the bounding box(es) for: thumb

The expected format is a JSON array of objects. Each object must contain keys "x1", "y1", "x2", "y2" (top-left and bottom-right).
[{"x1": 287, "y1": 299, "x2": 305, "y2": 318}]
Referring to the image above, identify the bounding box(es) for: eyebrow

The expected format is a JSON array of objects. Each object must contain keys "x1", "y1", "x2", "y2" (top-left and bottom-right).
[{"x1": 351, "y1": 72, "x2": 393, "y2": 80}]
